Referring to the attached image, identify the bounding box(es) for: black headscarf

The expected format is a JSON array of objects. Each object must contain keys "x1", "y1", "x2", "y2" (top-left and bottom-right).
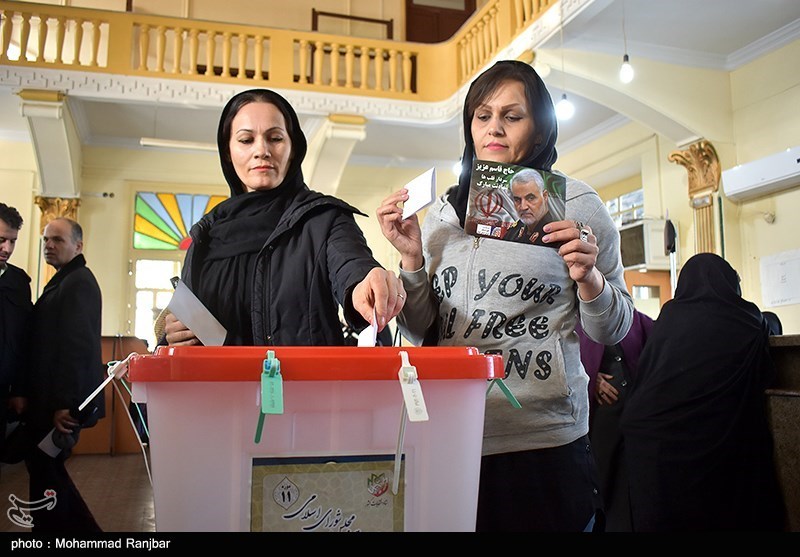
[
  {"x1": 449, "y1": 60, "x2": 559, "y2": 227},
  {"x1": 620, "y1": 253, "x2": 786, "y2": 531},
  {"x1": 762, "y1": 311, "x2": 783, "y2": 335},
  {"x1": 196, "y1": 89, "x2": 310, "y2": 343},
  {"x1": 217, "y1": 89, "x2": 307, "y2": 198},
  {"x1": 205, "y1": 88, "x2": 309, "y2": 259}
]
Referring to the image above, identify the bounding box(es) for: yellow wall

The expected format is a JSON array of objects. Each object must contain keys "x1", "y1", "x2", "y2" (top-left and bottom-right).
[
  {"x1": 724, "y1": 40, "x2": 800, "y2": 334},
  {"x1": 17, "y1": 0, "x2": 406, "y2": 38},
  {"x1": 730, "y1": 41, "x2": 800, "y2": 161},
  {"x1": 596, "y1": 175, "x2": 641, "y2": 204},
  {"x1": 0, "y1": 141, "x2": 39, "y2": 275},
  {"x1": 183, "y1": 0, "x2": 402, "y2": 38}
]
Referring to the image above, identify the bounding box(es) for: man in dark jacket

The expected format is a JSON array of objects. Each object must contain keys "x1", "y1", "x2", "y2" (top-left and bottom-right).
[
  {"x1": 23, "y1": 217, "x2": 104, "y2": 532},
  {"x1": 0, "y1": 203, "x2": 32, "y2": 470}
]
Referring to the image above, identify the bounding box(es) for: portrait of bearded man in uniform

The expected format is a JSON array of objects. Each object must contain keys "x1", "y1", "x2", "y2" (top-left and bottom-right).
[{"x1": 504, "y1": 168, "x2": 553, "y2": 246}]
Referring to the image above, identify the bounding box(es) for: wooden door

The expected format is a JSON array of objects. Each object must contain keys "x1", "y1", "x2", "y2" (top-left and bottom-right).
[
  {"x1": 623, "y1": 269, "x2": 672, "y2": 320},
  {"x1": 405, "y1": 0, "x2": 476, "y2": 43}
]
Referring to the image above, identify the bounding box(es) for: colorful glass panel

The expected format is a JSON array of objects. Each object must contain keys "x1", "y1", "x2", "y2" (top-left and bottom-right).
[{"x1": 134, "y1": 192, "x2": 226, "y2": 250}]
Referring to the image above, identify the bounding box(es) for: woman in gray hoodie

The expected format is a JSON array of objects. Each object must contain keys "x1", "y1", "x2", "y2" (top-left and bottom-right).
[{"x1": 377, "y1": 60, "x2": 633, "y2": 532}]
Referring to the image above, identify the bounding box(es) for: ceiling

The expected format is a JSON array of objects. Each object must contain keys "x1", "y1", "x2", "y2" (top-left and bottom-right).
[{"x1": 1, "y1": 0, "x2": 799, "y2": 186}]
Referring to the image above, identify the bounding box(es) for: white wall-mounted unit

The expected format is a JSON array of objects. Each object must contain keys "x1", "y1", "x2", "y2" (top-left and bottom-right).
[
  {"x1": 618, "y1": 219, "x2": 671, "y2": 271},
  {"x1": 722, "y1": 146, "x2": 800, "y2": 202}
]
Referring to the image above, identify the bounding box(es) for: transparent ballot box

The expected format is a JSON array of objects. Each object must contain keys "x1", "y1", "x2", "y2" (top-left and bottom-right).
[{"x1": 129, "y1": 345, "x2": 500, "y2": 532}]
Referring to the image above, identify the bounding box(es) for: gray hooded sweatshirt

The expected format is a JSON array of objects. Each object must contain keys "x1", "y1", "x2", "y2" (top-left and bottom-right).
[{"x1": 398, "y1": 173, "x2": 634, "y2": 455}]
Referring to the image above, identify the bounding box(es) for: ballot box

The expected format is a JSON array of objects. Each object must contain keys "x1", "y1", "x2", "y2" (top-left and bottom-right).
[{"x1": 128, "y1": 345, "x2": 500, "y2": 532}]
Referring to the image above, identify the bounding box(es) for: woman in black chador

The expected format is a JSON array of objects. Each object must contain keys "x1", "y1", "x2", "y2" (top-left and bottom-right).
[{"x1": 621, "y1": 253, "x2": 787, "y2": 532}]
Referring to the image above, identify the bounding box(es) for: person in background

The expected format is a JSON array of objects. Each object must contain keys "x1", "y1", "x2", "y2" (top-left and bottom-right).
[
  {"x1": 576, "y1": 308, "x2": 654, "y2": 531},
  {"x1": 22, "y1": 217, "x2": 105, "y2": 532},
  {"x1": 0, "y1": 203, "x2": 32, "y2": 473},
  {"x1": 376, "y1": 60, "x2": 633, "y2": 532},
  {"x1": 164, "y1": 89, "x2": 404, "y2": 346},
  {"x1": 621, "y1": 253, "x2": 787, "y2": 532},
  {"x1": 762, "y1": 310, "x2": 782, "y2": 336}
]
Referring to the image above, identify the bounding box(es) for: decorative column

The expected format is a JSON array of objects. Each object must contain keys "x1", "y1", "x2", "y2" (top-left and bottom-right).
[
  {"x1": 34, "y1": 196, "x2": 80, "y2": 289},
  {"x1": 18, "y1": 89, "x2": 82, "y2": 199},
  {"x1": 667, "y1": 140, "x2": 721, "y2": 255},
  {"x1": 304, "y1": 114, "x2": 367, "y2": 196}
]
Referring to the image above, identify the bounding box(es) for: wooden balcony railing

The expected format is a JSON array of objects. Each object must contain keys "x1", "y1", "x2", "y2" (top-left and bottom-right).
[{"x1": 0, "y1": 0, "x2": 556, "y2": 102}]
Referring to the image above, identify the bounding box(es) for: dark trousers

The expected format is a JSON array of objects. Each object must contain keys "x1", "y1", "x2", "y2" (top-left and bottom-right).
[
  {"x1": 24, "y1": 446, "x2": 102, "y2": 532},
  {"x1": 0, "y1": 393, "x2": 7, "y2": 479},
  {"x1": 476, "y1": 435, "x2": 603, "y2": 532}
]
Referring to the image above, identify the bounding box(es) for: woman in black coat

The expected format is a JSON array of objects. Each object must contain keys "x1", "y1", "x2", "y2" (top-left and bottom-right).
[
  {"x1": 620, "y1": 253, "x2": 787, "y2": 531},
  {"x1": 166, "y1": 89, "x2": 404, "y2": 346}
]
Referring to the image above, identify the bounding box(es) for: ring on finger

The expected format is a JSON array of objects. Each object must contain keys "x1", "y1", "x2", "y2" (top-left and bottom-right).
[
  {"x1": 397, "y1": 293, "x2": 405, "y2": 300},
  {"x1": 579, "y1": 227, "x2": 590, "y2": 243}
]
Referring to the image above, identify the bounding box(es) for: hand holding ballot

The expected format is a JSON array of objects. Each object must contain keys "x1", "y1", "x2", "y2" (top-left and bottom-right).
[
  {"x1": 401, "y1": 167, "x2": 436, "y2": 220},
  {"x1": 164, "y1": 279, "x2": 227, "y2": 346},
  {"x1": 376, "y1": 171, "x2": 437, "y2": 272},
  {"x1": 351, "y1": 267, "x2": 406, "y2": 333},
  {"x1": 164, "y1": 312, "x2": 201, "y2": 346}
]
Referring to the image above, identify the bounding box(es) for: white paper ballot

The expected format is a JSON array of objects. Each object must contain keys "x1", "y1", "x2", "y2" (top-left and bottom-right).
[
  {"x1": 37, "y1": 428, "x2": 63, "y2": 457},
  {"x1": 357, "y1": 308, "x2": 378, "y2": 347},
  {"x1": 402, "y1": 167, "x2": 436, "y2": 220},
  {"x1": 167, "y1": 280, "x2": 227, "y2": 346}
]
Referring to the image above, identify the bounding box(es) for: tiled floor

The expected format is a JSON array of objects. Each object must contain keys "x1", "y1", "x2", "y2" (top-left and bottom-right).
[{"x1": 0, "y1": 451, "x2": 155, "y2": 533}]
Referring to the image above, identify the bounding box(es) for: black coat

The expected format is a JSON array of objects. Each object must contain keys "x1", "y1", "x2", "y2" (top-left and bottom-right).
[
  {"x1": 25, "y1": 254, "x2": 105, "y2": 433},
  {"x1": 182, "y1": 187, "x2": 378, "y2": 345},
  {"x1": 620, "y1": 253, "x2": 786, "y2": 531},
  {"x1": 0, "y1": 263, "x2": 32, "y2": 391}
]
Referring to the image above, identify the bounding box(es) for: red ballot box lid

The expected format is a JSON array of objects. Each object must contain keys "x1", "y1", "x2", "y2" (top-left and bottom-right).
[{"x1": 128, "y1": 346, "x2": 501, "y2": 382}]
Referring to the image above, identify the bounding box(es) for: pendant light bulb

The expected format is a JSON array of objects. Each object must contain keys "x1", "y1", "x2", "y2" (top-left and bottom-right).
[
  {"x1": 619, "y1": 53, "x2": 634, "y2": 84},
  {"x1": 555, "y1": 93, "x2": 575, "y2": 121}
]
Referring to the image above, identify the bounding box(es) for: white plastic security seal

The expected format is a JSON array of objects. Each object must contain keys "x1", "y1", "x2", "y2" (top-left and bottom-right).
[
  {"x1": 78, "y1": 352, "x2": 136, "y2": 412},
  {"x1": 393, "y1": 351, "x2": 430, "y2": 495},
  {"x1": 397, "y1": 351, "x2": 429, "y2": 423}
]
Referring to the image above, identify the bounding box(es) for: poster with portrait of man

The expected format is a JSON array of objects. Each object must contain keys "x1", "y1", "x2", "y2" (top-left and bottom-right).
[{"x1": 465, "y1": 160, "x2": 566, "y2": 248}]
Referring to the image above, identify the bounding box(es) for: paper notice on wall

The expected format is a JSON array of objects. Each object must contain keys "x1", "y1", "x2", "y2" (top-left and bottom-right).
[{"x1": 760, "y1": 249, "x2": 800, "y2": 307}]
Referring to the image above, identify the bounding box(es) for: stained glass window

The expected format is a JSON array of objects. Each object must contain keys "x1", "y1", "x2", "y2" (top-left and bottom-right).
[{"x1": 133, "y1": 192, "x2": 226, "y2": 250}]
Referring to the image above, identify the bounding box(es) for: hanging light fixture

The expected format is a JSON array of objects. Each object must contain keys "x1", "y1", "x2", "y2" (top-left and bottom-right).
[
  {"x1": 555, "y1": 93, "x2": 575, "y2": 120},
  {"x1": 555, "y1": 6, "x2": 574, "y2": 121},
  {"x1": 619, "y1": 0, "x2": 634, "y2": 83}
]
